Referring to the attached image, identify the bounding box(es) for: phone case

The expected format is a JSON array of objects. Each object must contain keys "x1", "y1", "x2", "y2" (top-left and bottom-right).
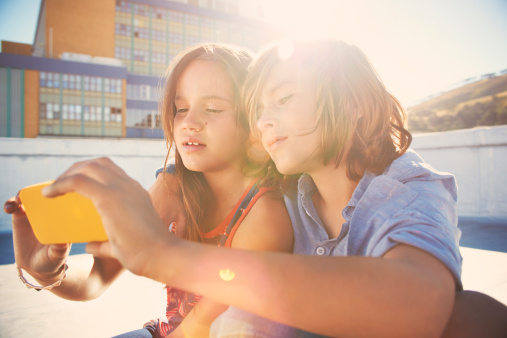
[{"x1": 19, "y1": 181, "x2": 108, "y2": 244}]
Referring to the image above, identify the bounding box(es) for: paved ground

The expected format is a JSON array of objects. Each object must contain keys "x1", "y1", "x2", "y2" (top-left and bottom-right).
[
  {"x1": 0, "y1": 217, "x2": 506, "y2": 337},
  {"x1": 0, "y1": 255, "x2": 166, "y2": 337},
  {"x1": 458, "y1": 217, "x2": 507, "y2": 253}
]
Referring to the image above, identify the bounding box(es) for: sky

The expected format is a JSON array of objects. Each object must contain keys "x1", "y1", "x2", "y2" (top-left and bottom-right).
[{"x1": 0, "y1": 0, "x2": 506, "y2": 105}]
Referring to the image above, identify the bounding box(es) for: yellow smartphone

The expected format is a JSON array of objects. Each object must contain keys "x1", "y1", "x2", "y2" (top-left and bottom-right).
[{"x1": 19, "y1": 181, "x2": 108, "y2": 244}]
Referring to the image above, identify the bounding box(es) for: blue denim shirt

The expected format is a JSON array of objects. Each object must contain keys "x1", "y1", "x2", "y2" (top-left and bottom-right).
[{"x1": 211, "y1": 149, "x2": 462, "y2": 337}]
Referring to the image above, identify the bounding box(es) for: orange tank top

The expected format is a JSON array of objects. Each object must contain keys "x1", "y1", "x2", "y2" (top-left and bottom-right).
[{"x1": 154, "y1": 180, "x2": 273, "y2": 337}]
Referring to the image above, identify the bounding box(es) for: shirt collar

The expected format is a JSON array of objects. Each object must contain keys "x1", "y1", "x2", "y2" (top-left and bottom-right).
[
  {"x1": 297, "y1": 170, "x2": 377, "y2": 209},
  {"x1": 297, "y1": 173, "x2": 317, "y2": 197},
  {"x1": 347, "y1": 171, "x2": 376, "y2": 208}
]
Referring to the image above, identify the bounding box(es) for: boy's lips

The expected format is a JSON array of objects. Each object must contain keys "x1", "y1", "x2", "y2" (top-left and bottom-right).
[{"x1": 266, "y1": 136, "x2": 288, "y2": 151}]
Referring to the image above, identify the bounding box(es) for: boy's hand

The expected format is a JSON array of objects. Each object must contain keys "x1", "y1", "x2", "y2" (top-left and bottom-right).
[{"x1": 42, "y1": 157, "x2": 171, "y2": 278}]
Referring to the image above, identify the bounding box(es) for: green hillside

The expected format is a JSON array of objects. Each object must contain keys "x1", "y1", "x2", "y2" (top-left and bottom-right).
[{"x1": 407, "y1": 73, "x2": 507, "y2": 133}]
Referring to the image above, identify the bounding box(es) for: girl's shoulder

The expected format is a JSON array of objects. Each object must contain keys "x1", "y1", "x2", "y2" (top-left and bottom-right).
[{"x1": 230, "y1": 189, "x2": 294, "y2": 253}]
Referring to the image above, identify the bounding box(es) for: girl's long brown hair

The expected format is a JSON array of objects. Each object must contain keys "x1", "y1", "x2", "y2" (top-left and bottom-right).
[
  {"x1": 160, "y1": 43, "x2": 283, "y2": 242},
  {"x1": 244, "y1": 39, "x2": 412, "y2": 181}
]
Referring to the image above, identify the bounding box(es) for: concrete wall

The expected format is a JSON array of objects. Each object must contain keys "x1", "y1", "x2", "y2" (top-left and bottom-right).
[
  {"x1": 0, "y1": 137, "x2": 168, "y2": 231},
  {"x1": 412, "y1": 125, "x2": 507, "y2": 219},
  {"x1": 1, "y1": 125, "x2": 506, "y2": 231}
]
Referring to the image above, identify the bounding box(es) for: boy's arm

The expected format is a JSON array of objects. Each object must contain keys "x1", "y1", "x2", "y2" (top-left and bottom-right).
[
  {"x1": 154, "y1": 237, "x2": 454, "y2": 338},
  {"x1": 45, "y1": 158, "x2": 455, "y2": 338}
]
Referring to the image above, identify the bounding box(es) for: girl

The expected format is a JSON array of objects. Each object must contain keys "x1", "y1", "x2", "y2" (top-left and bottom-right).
[
  {"x1": 8, "y1": 43, "x2": 294, "y2": 338},
  {"x1": 136, "y1": 42, "x2": 294, "y2": 337},
  {"x1": 34, "y1": 39, "x2": 507, "y2": 337}
]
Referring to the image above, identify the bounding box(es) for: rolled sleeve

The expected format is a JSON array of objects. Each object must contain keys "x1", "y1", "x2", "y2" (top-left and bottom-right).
[
  {"x1": 367, "y1": 174, "x2": 462, "y2": 289},
  {"x1": 371, "y1": 211, "x2": 463, "y2": 290}
]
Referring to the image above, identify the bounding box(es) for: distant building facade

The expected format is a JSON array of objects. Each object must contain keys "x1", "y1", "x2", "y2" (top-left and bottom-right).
[{"x1": 0, "y1": 0, "x2": 285, "y2": 139}]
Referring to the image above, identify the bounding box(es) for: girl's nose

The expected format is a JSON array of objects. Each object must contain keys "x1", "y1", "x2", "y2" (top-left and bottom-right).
[{"x1": 181, "y1": 109, "x2": 205, "y2": 131}]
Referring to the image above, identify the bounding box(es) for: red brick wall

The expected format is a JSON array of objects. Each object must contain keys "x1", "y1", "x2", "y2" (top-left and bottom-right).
[
  {"x1": 1, "y1": 41, "x2": 32, "y2": 55},
  {"x1": 45, "y1": 0, "x2": 115, "y2": 58}
]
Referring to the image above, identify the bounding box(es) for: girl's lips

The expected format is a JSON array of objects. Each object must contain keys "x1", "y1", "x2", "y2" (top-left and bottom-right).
[
  {"x1": 181, "y1": 137, "x2": 206, "y2": 152},
  {"x1": 181, "y1": 143, "x2": 206, "y2": 152}
]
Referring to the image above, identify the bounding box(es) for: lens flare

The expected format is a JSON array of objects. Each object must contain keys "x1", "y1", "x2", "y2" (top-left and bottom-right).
[
  {"x1": 219, "y1": 268, "x2": 236, "y2": 281},
  {"x1": 277, "y1": 40, "x2": 294, "y2": 60}
]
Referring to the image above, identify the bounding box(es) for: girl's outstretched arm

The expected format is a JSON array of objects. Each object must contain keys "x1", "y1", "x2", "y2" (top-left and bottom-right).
[
  {"x1": 45, "y1": 157, "x2": 455, "y2": 338},
  {"x1": 4, "y1": 166, "x2": 181, "y2": 302},
  {"x1": 5, "y1": 195, "x2": 123, "y2": 301}
]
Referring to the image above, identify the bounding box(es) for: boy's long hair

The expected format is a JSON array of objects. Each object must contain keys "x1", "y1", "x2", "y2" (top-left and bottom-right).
[
  {"x1": 244, "y1": 39, "x2": 412, "y2": 181},
  {"x1": 160, "y1": 43, "x2": 283, "y2": 242}
]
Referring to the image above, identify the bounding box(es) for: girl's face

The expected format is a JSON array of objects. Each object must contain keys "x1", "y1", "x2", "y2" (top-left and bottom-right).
[
  {"x1": 174, "y1": 59, "x2": 248, "y2": 174},
  {"x1": 256, "y1": 60, "x2": 324, "y2": 175}
]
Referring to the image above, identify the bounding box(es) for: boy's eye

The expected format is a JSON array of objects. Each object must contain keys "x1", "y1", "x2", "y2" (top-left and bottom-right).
[
  {"x1": 255, "y1": 105, "x2": 264, "y2": 119},
  {"x1": 279, "y1": 94, "x2": 293, "y2": 105}
]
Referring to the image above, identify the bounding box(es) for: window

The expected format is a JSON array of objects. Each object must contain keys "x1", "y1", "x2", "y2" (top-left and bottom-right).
[{"x1": 39, "y1": 71, "x2": 123, "y2": 137}]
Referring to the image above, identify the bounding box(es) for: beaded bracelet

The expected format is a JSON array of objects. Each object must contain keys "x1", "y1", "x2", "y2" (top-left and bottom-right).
[{"x1": 17, "y1": 263, "x2": 69, "y2": 291}]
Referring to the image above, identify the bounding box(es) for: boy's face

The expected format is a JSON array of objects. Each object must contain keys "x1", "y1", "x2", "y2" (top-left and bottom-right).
[{"x1": 256, "y1": 60, "x2": 324, "y2": 175}]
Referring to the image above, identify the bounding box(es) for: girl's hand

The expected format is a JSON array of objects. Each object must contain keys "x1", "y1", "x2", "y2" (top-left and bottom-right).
[
  {"x1": 149, "y1": 172, "x2": 187, "y2": 238},
  {"x1": 4, "y1": 195, "x2": 70, "y2": 283},
  {"x1": 41, "y1": 157, "x2": 171, "y2": 278}
]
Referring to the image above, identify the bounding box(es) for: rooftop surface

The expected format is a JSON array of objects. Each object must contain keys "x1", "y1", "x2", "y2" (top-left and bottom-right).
[{"x1": 0, "y1": 216, "x2": 506, "y2": 337}]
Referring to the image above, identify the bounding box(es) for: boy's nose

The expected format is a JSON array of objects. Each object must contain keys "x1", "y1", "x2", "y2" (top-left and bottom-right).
[{"x1": 256, "y1": 108, "x2": 276, "y2": 133}]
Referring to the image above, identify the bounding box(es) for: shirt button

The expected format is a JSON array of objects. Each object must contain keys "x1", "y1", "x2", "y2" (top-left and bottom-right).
[{"x1": 316, "y1": 247, "x2": 326, "y2": 255}]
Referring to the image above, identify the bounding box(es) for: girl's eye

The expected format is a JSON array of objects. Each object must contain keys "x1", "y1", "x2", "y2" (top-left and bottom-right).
[
  {"x1": 279, "y1": 94, "x2": 293, "y2": 105},
  {"x1": 176, "y1": 108, "x2": 188, "y2": 114},
  {"x1": 207, "y1": 108, "x2": 223, "y2": 113}
]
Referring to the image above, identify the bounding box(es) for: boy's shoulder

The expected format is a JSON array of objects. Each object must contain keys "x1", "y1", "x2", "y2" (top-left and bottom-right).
[
  {"x1": 364, "y1": 149, "x2": 458, "y2": 216},
  {"x1": 384, "y1": 149, "x2": 455, "y2": 185}
]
